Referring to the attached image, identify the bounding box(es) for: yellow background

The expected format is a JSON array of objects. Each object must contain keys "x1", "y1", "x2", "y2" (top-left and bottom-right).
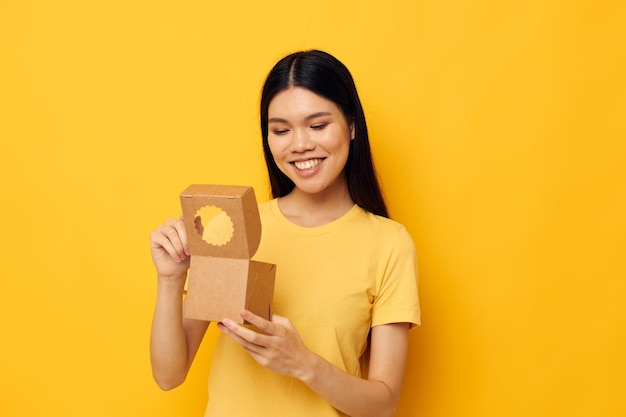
[{"x1": 1, "y1": 1, "x2": 624, "y2": 416}]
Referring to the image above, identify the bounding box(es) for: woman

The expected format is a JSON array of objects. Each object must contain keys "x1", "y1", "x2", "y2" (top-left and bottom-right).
[{"x1": 150, "y1": 50, "x2": 420, "y2": 417}]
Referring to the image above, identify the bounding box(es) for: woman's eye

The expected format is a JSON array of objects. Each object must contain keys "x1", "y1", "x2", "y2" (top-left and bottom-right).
[
  {"x1": 311, "y1": 123, "x2": 327, "y2": 130},
  {"x1": 272, "y1": 129, "x2": 289, "y2": 135}
]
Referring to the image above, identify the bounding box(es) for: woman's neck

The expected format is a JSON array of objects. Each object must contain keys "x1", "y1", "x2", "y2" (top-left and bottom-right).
[{"x1": 277, "y1": 186, "x2": 355, "y2": 228}]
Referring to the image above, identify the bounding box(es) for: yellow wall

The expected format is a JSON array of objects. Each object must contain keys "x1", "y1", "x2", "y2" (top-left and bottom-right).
[{"x1": 1, "y1": 1, "x2": 624, "y2": 416}]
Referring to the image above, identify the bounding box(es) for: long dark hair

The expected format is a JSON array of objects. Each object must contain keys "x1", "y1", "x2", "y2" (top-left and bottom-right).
[{"x1": 260, "y1": 50, "x2": 388, "y2": 218}]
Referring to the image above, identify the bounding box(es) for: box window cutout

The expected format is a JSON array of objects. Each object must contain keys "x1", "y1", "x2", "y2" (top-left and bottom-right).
[{"x1": 193, "y1": 205, "x2": 234, "y2": 246}]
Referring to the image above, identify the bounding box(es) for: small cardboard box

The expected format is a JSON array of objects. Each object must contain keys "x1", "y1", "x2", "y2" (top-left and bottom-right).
[{"x1": 180, "y1": 184, "x2": 275, "y2": 323}]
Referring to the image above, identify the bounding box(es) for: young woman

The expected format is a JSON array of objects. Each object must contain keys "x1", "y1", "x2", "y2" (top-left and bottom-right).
[{"x1": 150, "y1": 50, "x2": 420, "y2": 417}]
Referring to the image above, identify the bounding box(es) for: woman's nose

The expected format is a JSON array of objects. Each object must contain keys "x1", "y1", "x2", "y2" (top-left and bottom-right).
[{"x1": 290, "y1": 129, "x2": 315, "y2": 152}]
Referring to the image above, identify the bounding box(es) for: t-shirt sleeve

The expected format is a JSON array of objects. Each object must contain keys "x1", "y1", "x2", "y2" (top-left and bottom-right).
[{"x1": 371, "y1": 226, "x2": 421, "y2": 328}]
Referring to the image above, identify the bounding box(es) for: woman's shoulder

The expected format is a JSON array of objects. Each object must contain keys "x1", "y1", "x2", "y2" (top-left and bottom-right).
[
  {"x1": 354, "y1": 207, "x2": 414, "y2": 243},
  {"x1": 358, "y1": 207, "x2": 407, "y2": 231}
]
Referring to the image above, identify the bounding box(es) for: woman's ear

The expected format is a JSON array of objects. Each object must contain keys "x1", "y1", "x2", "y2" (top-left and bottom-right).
[{"x1": 350, "y1": 119, "x2": 355, "y2": 140}]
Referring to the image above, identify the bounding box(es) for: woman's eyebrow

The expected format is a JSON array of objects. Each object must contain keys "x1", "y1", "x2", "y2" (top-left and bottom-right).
[
  {"x1": 305, "y1": 111, "x2": 332, "y2": 120},
  {"x1": 268, "y1": 112, "x2": 332, "y2": 124}
]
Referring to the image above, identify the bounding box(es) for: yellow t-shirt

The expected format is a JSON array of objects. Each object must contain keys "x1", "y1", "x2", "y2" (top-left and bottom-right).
[{"x1": 204, "y1": 199, "x2": 420, "y2": 417}]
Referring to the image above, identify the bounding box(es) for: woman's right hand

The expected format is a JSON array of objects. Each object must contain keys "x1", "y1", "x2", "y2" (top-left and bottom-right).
[{"x1": 150, "y1": 217, "x2": 191, "y2": 280}]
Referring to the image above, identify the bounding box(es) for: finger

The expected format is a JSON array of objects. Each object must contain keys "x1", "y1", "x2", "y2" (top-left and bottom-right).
[
  {"x1": 221, "y1": 318, "x2": 269, "y2": 349},
  {"x1": 159, "y1": 222, "x2": 187, "y2": 259},
  {"x1": 218, "y1": 322, "x2": 267, "y2": 357},
  {"x1": 216, "y1": 322, "x2": 248, "y2": 345},
  {"x1": 218, "y1": 322, "x2": 268, "y2": 365},
  {"x1": 240, "y1": 310, "x2": 275, "y2": 334},
  {"x1": 268, "y1": 314, "x2": 290, "y2": 327},
  {"x1": 170, "y1": 217, "x2": 190, "y2": 256},
  {"x1": 150, "y1": 230, "x2": 181, "y2": 262},
  {"x1": 250, "y1": 312, "x2": 294, "y2": 337},
  {"x1": 152, "y1": 225, "x2": 185, "y2": 262}
]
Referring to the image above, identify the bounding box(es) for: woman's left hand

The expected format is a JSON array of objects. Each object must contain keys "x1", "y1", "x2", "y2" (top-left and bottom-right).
[{"x1": 218, "y1": 310, "x2": 312, "y2": 379}]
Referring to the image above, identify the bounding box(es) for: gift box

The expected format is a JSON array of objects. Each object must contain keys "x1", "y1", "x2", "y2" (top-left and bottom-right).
[{"x1": 180, "y1": 184, "x2": 275, "y2": 323}]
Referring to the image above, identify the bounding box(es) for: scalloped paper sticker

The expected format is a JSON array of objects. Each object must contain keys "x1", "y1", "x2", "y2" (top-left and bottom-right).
[{"x1": 193, "y1": 205, "x2": 234, "y2": 246}]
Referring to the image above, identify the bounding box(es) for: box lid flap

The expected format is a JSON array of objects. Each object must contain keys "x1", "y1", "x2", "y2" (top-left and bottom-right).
[{"x1": 180, "y1": 184, "x2": 261, "y2": 259}]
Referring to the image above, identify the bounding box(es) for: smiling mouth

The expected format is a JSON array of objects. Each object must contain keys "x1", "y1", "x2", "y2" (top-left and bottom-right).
[{"x1": 292, "y1": 158, "x2": 324, "y2": 170}]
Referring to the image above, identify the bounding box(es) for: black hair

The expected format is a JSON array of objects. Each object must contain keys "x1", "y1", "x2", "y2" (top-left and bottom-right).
[{"x1": 260, "y1": 50, "x2": 388, "y2": 218}]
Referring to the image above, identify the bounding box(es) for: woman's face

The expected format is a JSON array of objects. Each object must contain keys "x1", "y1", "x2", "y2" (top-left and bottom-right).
[{"x1": 267, "y1": 87, "x2": 354, "y2": 197}]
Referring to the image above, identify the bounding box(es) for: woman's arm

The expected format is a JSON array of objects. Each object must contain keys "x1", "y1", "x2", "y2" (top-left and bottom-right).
[
  {"x1": 218, "y1": 310, "x2": 410, "y2": 417},
  {"x1": 302, "y1": 322, "x2": 410, "y2": 417},
  {"x1": 150, "y1": 276, "x2": 210, "y2": 390},
  {"x1": 149, "y1": 218, "x2": 210, "y2": 390}
]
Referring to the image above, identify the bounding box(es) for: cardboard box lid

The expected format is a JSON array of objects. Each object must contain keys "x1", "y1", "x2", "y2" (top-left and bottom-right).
[{"x1": 180, "y1": 184, "x2": 261, "y2": 259}]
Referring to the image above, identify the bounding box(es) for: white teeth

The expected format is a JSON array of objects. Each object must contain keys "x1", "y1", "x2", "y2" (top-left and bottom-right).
[{"x1": 294, "y1": 159, "x2": 321, "y2": 170}]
